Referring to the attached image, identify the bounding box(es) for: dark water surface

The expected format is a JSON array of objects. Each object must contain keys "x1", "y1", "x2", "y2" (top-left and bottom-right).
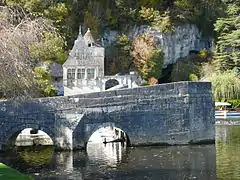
[{"x1": 0, "y1": 125, "x2": 239, "y2": 180}]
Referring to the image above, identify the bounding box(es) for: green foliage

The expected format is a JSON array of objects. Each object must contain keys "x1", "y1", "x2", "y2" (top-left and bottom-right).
[
  {"x1": 3, "y1": 0, "x2": 226, "y2": 51},
  {"x1": 207, "y1": 70, "x2": 240, "y2": 101},
  {"x1": 4, "y1": 0, "x2": 226, "y2": 45},
  {"x1": 83, "y1": 11, "x2": 100, "y2": 39},
  {"x1": 214, "y1": 1, "x2": 240, "y2": 71},
  {"x1": 29, "y1": 32, "x2": 67, "y2": 64},
  {"x1": 117, "y1": 34, "x2": 132, "y2": 52},
  {"x1": 3, "y1": 0, "x2": 240, "y2": 98},
  {"x1": 172, "y1": 0, "x2": 197, "y2": 22},
  {"x1": 34, "y1": 67, "x2": 57, "y2": 97},
  {"x1": 116, "y1": 34, "x2": 133, "y2": 70},
  {"x1": 143, "y1": 49, "x2": 164, "y2": 79},
  {"x1": 189, "y1": 74, "x2": 199, "y2": 81},
  {"x1": 132, "y1": 34, "x2": 164, "y2": 80},
  {"x1": 106, "y1": 34, "x2": 133, "y2": 75},
  {"x1": 0, "y1": 163, "x2": 33, "y2": 180},
  {"x1": 113, "y1": 0, "x2": 138, "y2": 29},
  {"x1": 105, "y1": 8, "x2": 118, "y2": 27},
  {"x1": 43, "y1": 3, "x2": 68, "y2": 25},
  {"x1": 199, "y1": 49, "x2": 213, "y2": 61},
  {"x1": 227, "y1": 99, "x2": 240, "y2": 108},
  {"x1": 173, "y1": 0, "x2": 225, "y2": 36},
  {"x1": 139, "y1": 7, "x2": 173, "y2": 32}
]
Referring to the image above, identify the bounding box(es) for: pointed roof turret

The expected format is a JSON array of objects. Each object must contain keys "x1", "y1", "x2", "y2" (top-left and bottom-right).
[
  {"x1": 78, "y1": 25, "x2": 82, "y2": 37},
  {"x1": 83, "y1": 28, "x2": 95, "y2": 46}
]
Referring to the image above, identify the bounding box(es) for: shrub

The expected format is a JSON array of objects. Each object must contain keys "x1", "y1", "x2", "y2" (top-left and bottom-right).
[{"x1": 208, "y1": 70, "x2": 240, "y2": 101}]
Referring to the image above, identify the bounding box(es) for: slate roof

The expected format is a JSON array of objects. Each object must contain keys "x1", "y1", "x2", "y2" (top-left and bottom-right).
[
  {"x1": 63, "y1": 27, "x2": 104, "y2": 67},
  {"x1": 50, "y1": 62, "x2": 63, "y2": 77}
]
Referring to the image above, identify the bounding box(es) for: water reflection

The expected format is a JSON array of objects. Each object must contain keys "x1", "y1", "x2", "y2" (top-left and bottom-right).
[
  {"x1": 0, "y1": 126, "x2": 239, "y2": 180},
  {"x1": 117, "y1": 146, "x2": 216, "y2": 180},
  {"x1": 87, "y1": 142, "x2": 126, "y2": 168},
  {"x1": 216, "y1": 126, "x2": 240, "y2": 180},
  {"x1": 17, "y1": 146, "x2": 54, "y2": 166}
]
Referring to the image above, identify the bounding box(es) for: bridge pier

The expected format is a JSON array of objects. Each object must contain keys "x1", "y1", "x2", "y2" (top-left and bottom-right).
[{"x1": 55, "y1": 127, "x2": 73, "y2": 151}]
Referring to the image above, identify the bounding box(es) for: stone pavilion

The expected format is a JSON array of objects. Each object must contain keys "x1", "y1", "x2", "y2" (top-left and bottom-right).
[{"x1": 63, "y1": 27, "x2": 140, "y2": 96}]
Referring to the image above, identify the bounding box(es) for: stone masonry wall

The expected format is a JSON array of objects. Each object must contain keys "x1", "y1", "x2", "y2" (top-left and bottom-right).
[{"x1": 0, "y1": 81, "x2": 215, "y2": 151}]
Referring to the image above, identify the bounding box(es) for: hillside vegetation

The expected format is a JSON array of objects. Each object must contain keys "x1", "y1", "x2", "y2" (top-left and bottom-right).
[{"x1": 0, "y1": 0, "x2": 240, "y2": 102}]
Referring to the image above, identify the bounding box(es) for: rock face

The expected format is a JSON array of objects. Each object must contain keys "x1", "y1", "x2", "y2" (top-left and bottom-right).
[{"x1": 104, "y1": 24, "x2": 212, "y2": 67}]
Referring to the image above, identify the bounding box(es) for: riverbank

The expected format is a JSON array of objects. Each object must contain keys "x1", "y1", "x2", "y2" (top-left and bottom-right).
[
  {"x1": 0, "y1": 163, "x2": 32, "y2": 180},
  {"x1": 215, "y1": 119, "x2": 240, "y2": 125}
]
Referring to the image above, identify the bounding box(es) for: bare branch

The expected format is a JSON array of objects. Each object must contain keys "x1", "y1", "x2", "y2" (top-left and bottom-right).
[{"x1": 0, "y1": 6, "x2": 58, "y2": 99}]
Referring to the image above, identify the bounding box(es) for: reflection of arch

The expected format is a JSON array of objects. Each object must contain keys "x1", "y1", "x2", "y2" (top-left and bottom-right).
[
  {"x1": 87, "y1": 142, "x2": 127, "y2": 168},
  {"x1": 105, "y1": 79, "x2": 119, "y2": 90},
  {"x1": 4, "y1": 124, "x2": 55, "y2": 150},
  {"x1": 18, "y1": 146, "x2": 54, "y2": 167},
  {"x1": 86, "y1": 124, "x2": 131, "y2": 147}
]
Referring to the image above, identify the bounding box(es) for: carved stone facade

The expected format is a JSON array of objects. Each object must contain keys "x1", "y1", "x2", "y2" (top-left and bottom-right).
[{"x1": 63, "y1": 28, "x2": 139, "y2": 96}]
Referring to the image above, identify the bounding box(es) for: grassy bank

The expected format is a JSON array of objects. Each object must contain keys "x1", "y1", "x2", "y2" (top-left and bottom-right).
[{"x1": 0, "y1": 163, "x2": 32, "y2": 180}]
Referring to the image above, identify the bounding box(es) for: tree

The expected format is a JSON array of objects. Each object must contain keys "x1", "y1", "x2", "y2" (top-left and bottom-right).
[
  {"x1": 214, "y1": 1, "x2": 240, "y2": 71},
  {"x1": 132, "y1": 34, "x2": 164, "y2": 82},
  {"x1": 208, "y1": 70, "x2": 240, "y2": 101},
  {"x1": 29, "y1": 32, "x2": 67, "y2": 64},
  {"x1": 83, "y1": 11, "x2": 100, "y2": 39},
  {"x1": 34, "y1": 67, "x2": 57, "y2": 97},
  {"x1": 115, "y1": 34, "x2": 133, "y2": 72},
  {"x1": 139, "y1": 7, "x2": 173, "y2": 32},
  {"x1": 0, "y1": 6, "x2": 62, "y2": 98},
  {"x1": 105, "y1": 34, "x2": 133, "y2": 75}
]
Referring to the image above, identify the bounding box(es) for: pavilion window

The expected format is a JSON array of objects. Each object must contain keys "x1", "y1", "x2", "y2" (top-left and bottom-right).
[
  {"x1": 99, "y1": 68, "x2": 103, "y2": 76},
  {"x1": 87, "y1": 68, "x2": 95, "y2": 79},
  {"x1": 77, "y1": 68, "x2": 85, "y2": 79},
  {"x1": 67, "y1": 68, "x2": 75, "y2": 79}
]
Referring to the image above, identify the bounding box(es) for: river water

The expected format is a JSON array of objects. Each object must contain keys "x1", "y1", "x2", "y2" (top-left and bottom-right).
[{"x1": 0, "y1": 125, "x2": 239, "y2": 180}]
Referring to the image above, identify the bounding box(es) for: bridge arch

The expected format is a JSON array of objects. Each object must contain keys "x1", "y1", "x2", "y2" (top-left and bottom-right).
[
  {"x1": 85, "y1": 123, "x2": 131, "y2": 147},
  {"x1": 3, "y1": 124, "x2": 55, "y2": 150},
  {"x1": 105, "y1": 79, "x2": 120, "y2": 90}
]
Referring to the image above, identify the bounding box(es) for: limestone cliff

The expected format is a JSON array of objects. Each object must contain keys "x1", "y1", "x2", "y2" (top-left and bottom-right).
[{"x1": 104, "y1": 24, "x2": 213, "y2": 67}]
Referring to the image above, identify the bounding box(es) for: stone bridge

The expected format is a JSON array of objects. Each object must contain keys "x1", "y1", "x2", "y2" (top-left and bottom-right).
[{"x1": 0, "y1": 82, "x2": 215, "y2": 151}]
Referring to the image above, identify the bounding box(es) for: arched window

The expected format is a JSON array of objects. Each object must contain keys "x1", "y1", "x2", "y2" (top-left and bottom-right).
[
  {"x1": 77, "y1": 68, "x2": 85, "y2": 79},
  {"x1": 105, "y1": 79, "x2": 119, "y2": 90},
  {"x1": 67, "y1": 69, "x2": 75, "y2": 79},
  {"x1": 87, "y1": 68, "x2": 95, "y2": 79}
]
